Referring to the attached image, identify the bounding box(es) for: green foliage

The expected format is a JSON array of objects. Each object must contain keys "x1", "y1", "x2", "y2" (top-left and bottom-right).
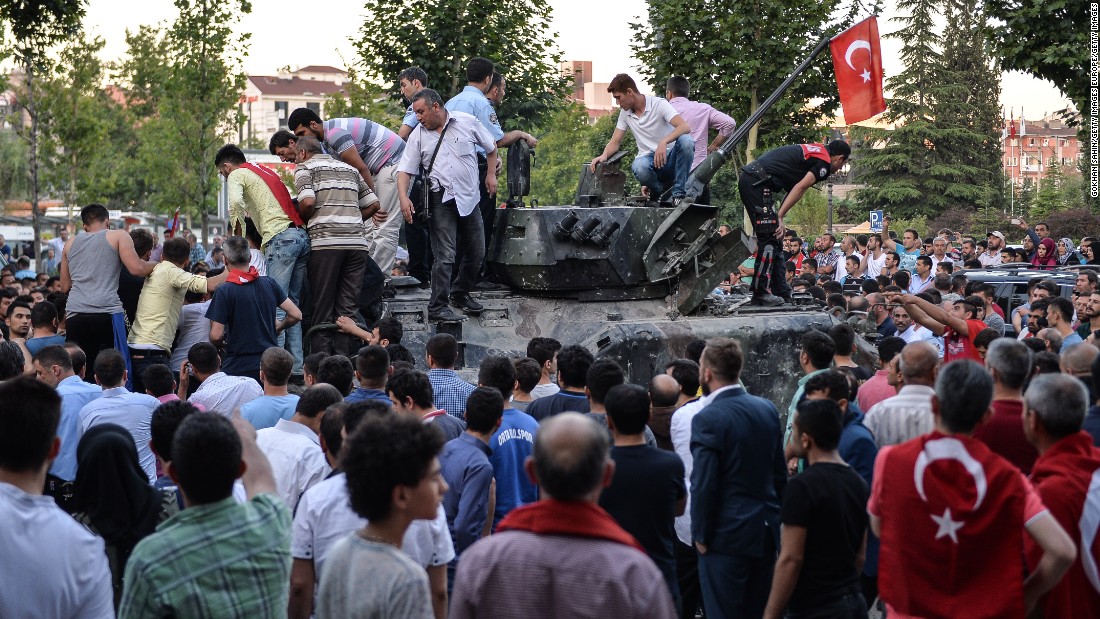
[
  {"x1": 322, "y1": 65, "x2": 403, "y2": 129},
  {"x1": 118, "y1": 0, "x2": 252, "y2": 241},
  {"x1": 984, "y1": 0, "x2": 1087, "y2": 116},
  {"x1": 854, "y1": 0, "x2": 1002, "y2": 219},
  {"x1": 631, "y1": 0, "x2": 879, "y2": 162},
  {"x1": 785, "y1": 187, "x2": 830, "y2": 238},
  {"x1": 1030, "y1": 165, "x2": 1087, "y2": 218},
  {"x1": 527, "y1": 103, "x2": 594, "y2": 206},
  {"x1": 0, "y1": 131, "x2": 29, "y2": 200},
  {"x1": 354, "y1": 0, "x2": 570, "y2": 130}
]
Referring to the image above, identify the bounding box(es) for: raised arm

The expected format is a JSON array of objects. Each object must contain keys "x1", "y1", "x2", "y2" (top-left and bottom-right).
[
  {"x1": 112, "y1": 230, "x2": 155, "y2": 278},
  {"x1": 902, "y1": 293, "x2": 960, "y2": 337},
  {"x1": 590, "y1": 128, "x2": 627, "y2": 171}
]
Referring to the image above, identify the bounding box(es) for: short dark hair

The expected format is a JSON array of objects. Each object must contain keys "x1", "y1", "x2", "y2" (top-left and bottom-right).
[
  {"x1": 162, "y1": 237, "x2": 191, "y2": 264},
  {"x1": 478, "y1": 355, "x2": 517, "y2": 400},
  {"x1": 7, "y1": 299, "x2": 30, "y2": 319},
  {"x1": 804, "y1": 369, "x2": 850, "y2": 403},
  {"x1": 33, "y1": 344, "x2": 72, "y2": 373},
  {"x1": 826, "y1": 140, "x2": 851, "y2": 158},
  {"x1": 605, "y1": 383, "x2": 650, "y2": 435},
  {"x1": 1047, "y1": 296, "x2": 1074, "y2": 323},
  {"x1": 586, "y1": 358, "x2": 624, "y2": 405},
  {"x1": 916, "y1": 255, "x2": 933, "y2": 269},
  {"x1": 878, "y1": 336, "x2": 906, "y2": 364},
  {"x1": 513, "y1": 357, "x2": 541, "y2": 393},
  {"x1": 935, "y1": 360, "x2": 994, "y2": 433},
  {"x1": 317, "y1": 356, "x2": 354, "y2": 396},
  {"x1": 973, "y1": 328, "x2": 1001, "y2": 351},
  {"x1": 794, "y1": 398, "x2": 843, "y2": 451},
  {"x1": 685, "y1": 339, "x2": 706, "y2": 364},
  {"x1": 214, "y1": 144, "x2": 246, "y2": 167},
  {"x1": 260, "y1": 347, "x2": 294, "y2": 387},
  {"x1": 320, "y1": 403, "x2": 347, "y2": 459},
  {"x1": 376, "y1": 315, "x2": 403, "y2": 344},
  {"x1": 187, "y1": 342, "x2": 220, "y2": 375},
  {"x1": 343, "y1": 400, "x2": 394, "y2": 437},
  {"x1": 150, "y1": 400, "x2": 199, "y2": 462},
  {"x1": 465, "y1": 386, "x2": 504, "y2": 434},
  {"x1": 666, "y1": 75, "x2": 690, "y2": 97},
  {"x1": 702, "y1": 338, "x2": 744, "y2": 382},
  {"x1": 426, "y1": 333, "x2": 459, "y2": 368},
  {"x1": 29, "y1": 300, "x2": 57, "y2": 329},
  {"x1": 268, "y1": 129, "x2": 296, "y2": 155},
  {"x1": 398, "y1": 66, "x2": 428, "y2": 87},
  {"x1": 355, "y1": 345, "x2": 390, "y2": 382},
  {"x1": 829, "y1": 323, "x2": 857, "y2": 355},
  {"x1": 466, "y1": 57, "x2": 495, "y2": 83},
  {"x1": 386, "y1": 344, "x2": 415, "y2": 365},
  {"x1": 665, "y1": 359, "x2": 700, "y2": 397},
  {"x1": 287, "y1": 107, "x2": 323, "y2": 132},
  {"x1": 801, "y1": 330, "x2": 835, "y2": 370},
  {"x1": 527, "y1": 337, "x2": 562, "y2": 368},
  {"x1": 608, "y1": 73, "x2": 640, "y2": 93},
  {"x1": 143, "y1": 364, "x2": 175, "y2": 397},
  {"x1": 386, "y1": 369, "x2": 434, "y2": 409},
  {"x1": 557, "y1": 344, "x2": 595, "y2": 388},
  {"x1": 0, "y1": 377, "x2": 61, "y2": 472},
  {"x1": 94, "y1": 349, "x2": 126, "y2": 388},
  {"x1": 64, "y1": 342, "x2": 86, "y2": 376},
  {"x1": 411, "y1": 88, "x2": 444, "y2": 108},
  {"x1": 298, "y1": 383, "x2": 344, "y2": 418},
  {"x1": 171, "y1": 413, "x2": 241, "y2": 504},
  {"x1": 892, "y1": 270, "x2": 911, "y2": 289},
  {"x1": 303, "y1": 352, "x2": 328, "y2": 379},
  {"x1": 80, "y1": 203, "x2": 109, "y2": 226},
  {"x1": 533, "y1": 414, "x2": 609, "y2": 500},
  {"x1": 344, "y1": 414, "x2": 444, "y2": 521}
]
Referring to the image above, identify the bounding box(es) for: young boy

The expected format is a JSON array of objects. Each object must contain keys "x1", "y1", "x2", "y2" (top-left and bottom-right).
[
  {"x1": 764, "y1": 398, "x2": 870, "y2": 619},
  {"x1": 316, "y1": 413, "x2": 447, "y2": 618}
]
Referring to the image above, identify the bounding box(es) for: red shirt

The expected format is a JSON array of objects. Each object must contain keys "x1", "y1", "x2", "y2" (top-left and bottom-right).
[
  {"x1": 973, "y1": 399, "x2": 1039, "y2": 474},
  {"x1": 943, "y1": 319, "x2": 988, "y2": 363}
]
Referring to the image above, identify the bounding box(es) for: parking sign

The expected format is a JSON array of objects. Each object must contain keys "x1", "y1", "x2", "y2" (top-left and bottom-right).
[{"x1": 870, "y1": 210, "x2": 884, "y2": 232}]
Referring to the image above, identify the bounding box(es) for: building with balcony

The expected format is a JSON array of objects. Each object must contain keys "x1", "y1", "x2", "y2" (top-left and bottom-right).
[
  {"x1": 1002, "y1": 113, "x2": 1082, "y2": 186},
  {"x1": 238, "y1": 65, "x2": 348, "y2": 147}
]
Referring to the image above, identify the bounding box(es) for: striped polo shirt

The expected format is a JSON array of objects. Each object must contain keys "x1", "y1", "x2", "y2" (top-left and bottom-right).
[
  {"x1": 323, "y1": 118, "x2": 405, "y2": 176},
  {"x1": 293, "y1": 154, "x2": 374, "y2": 251}
]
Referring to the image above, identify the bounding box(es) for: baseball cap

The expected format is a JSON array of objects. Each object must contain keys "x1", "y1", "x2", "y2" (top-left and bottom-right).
[{"x1": 988, "y1": 231, "x2": 1005, "y2": 241}]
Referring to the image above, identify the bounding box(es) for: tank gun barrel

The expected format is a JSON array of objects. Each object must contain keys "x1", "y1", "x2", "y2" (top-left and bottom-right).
[{"x1": 684, "y1": 33, "x2": 834, "y2": 198}]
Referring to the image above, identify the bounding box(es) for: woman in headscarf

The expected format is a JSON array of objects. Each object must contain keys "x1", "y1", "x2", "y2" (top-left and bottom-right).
[
  {"x1": 1031, "y1": 237, "x2": 1058, "y2": 268},
  {"x1": 1085, "y1": 240, "x2": 1100, "y2": 265},
  {"x1": 1056, "y1": 237, "x2": 1082, "y2": 265},
  {"x1": 73, "y1": 423, "x2": 178, "y2": 606}
]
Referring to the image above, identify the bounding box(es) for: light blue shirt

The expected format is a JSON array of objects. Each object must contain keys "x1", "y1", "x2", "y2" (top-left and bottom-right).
[
  {"x1": 445, "y1": 85, "x2": 504, "y2": 155},
  {"x1": 79, "y1": 386, "x2": 159, "y2": 482},
  {"x1": 51, "y1": 375, "x2": 102, "y2": 481},
  {"x1": 403, "y1": 104, "x2": 418, "y2": 130},
  {"x1": 1061, "y1": 332, "x2": 1084, "y2": 351},
  {"x1": 240, "y1": 394, "x2": 301, "y2": 430}
]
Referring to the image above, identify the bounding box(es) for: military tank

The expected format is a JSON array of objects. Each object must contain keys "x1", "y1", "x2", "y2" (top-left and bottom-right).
[{"x1": 384, "y1": 35, "x2": 864, "y2": 405}]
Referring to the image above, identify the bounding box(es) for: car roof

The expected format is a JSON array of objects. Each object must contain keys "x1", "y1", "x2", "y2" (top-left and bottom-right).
[{"x1": 959, "y1": 264, "x2": 1092, "y2": 284}]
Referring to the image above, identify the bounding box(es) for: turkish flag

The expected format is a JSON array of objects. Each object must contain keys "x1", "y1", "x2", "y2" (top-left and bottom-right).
[{"x1": 830, "y1": 16, "x2": 886, "y2": 125}]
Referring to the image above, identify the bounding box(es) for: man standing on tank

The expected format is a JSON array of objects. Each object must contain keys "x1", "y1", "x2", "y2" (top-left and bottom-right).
[
  {"x1": 60, "y1": 204, "x2": 155, "y2": 383},
  {"x1": 739, "y1": 141, "x2": 850, "y2": 306}
]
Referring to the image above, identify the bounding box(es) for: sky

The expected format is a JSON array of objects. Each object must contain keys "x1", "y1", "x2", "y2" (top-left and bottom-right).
[{"x1": 82, "y1": 0, "x2": 1073, "y2": 121}]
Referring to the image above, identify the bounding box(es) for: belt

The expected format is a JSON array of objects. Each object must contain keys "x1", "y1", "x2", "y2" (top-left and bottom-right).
[{"x1": 128, "y1": 347, "x2": 168, "y2": 359}]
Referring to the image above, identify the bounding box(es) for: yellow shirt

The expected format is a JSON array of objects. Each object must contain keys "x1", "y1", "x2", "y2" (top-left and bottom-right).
[
  {"x1": 128, "y1": 262, "x2": 209, "y2": 352},
  {"x1": 227, "y1": 167, "x2": 292, "y2": 249}
]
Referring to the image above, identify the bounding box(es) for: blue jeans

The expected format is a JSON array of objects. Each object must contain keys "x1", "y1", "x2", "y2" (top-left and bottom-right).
[
  {"x1": 264, "y1": 226, "x2": 310, "y2": 373},
  {"x1": 631, "y1": 133, "x2": 695, "y2": 198}
]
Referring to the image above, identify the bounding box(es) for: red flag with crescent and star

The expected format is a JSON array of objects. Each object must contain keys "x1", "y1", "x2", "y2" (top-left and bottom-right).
[
  {"x1": 874, "y1": 432, "x2": 1028, "y2": 617},
  {"x1": 830, "y1": 16, "x2": 886, "y2": 125}
]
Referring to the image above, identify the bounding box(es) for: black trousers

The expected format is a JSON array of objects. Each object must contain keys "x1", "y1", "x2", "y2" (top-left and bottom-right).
[
  {"x1": 429, "y1": 194, "x2": 484, "y2": 312},
  {"x1": 405, "y1": 175, "x2": 434, "y2": 285},
  {"x1": 453, "y1": 154, "x2": 495, "y2": 282},
  {"x1": 66, "y1": 313, "x2": 115, "y2": 384},
  {"x1": 738, "y1": 168, "x2": 790, "y2": 298},
  {"x1": 674, "y1": 538, "x2": 704, "y2": 619},
  {"x1": 307, "y1": 249, "x2": 368, "y2": 356}
]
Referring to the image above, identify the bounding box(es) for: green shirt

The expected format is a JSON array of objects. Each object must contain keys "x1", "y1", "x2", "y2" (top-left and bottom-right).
[
  {"x1": 119, "y1": 493, "x2": 292, "y2": 619},
  {"x1": 785, "y1": 368, "x2": 830, "y2": 446}
]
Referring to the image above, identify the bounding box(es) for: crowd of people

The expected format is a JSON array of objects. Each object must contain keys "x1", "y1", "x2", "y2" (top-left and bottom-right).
[{"x1": 2, "y1": 50, "x2": 1100, "y2": 619}]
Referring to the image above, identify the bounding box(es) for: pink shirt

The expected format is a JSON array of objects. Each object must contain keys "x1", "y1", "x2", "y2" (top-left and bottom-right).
[
  {"x1": 667, "y1": 97, "x2": 736, "y2": 167},
  {"x1": 856, "y1": 369, "x2": 896, "y2": 413}
]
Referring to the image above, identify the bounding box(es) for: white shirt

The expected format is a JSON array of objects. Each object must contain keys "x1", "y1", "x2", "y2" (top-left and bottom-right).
[
  {"x1": 978, "y1": 249, "x2": 1002, "y2": 266},
  {"x1": 397, "y1": 111, "x2": 498, "y2": 217},
  {"x1": 79, "y1": 386, "x2": 159, "y2": 482},
  {"x1": 529, "y1": 382, "x2": 560, "y2": 399},
  {"x1": 930, "y1": 254, "x2": 952, "y2": 273},
  {"x1": 170, "y1": 301, "x2": 212, "y2": 370},
  {"x1": 863, "y1": 385, "x2": 935, "y2": 448},
  {"x1": 248, "y1": 249, "x2": 268, "y2": 276},
  {"x1": 257, "y1": 418, "x2": 330, "y2": 511},
  {"x1": 896, "y1": 324, "x2": 944, "y2": 357},
  {"x1": 615, "y1": 95, "x2": 679, "y2": 156},
  {"x1": 189, "y1": 371, "x2": 263, "y2": 416},
  {"x1": 0, "y1": 483, "x2": 114, "y2": 619},
  {"x1": 863, "y1": 251, "x2": 887, "y2": 278},
  {"x1": 292, "y1": 473, "x2": 455, "y2": 577}
]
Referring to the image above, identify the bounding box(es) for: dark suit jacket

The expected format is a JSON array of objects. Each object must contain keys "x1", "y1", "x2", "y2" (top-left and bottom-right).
[{"x1": 690, "y1": 385, "x2": 786, "y2": 557}]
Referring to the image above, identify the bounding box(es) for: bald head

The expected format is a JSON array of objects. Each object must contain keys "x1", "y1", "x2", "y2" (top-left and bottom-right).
[
  {"x1": 899, "y1": 341, "x2": 938, "y2": 385},
  {"x1": 530, "y1": 413, "x2": 610, "y2": 501},
  {"x1": 1060, "y1": 342, "x2": 1099, "y2": 377},
  {"x1": 649, "y1": 374, "x2": 681, "y2": 408}
]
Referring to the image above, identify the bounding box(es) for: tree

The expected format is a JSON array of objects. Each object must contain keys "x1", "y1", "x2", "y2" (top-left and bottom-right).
[
  {"x1": 0, "y1": 0, "x2": 85, "y2": 256},
  {"x1": 322, "y1": 65, "x2": 403, "y2": 129},
  {"x1": 353, "y1": 0, "x2": 570, "y2": 130},
  {"x1": 631, "y1": 0, "x2": 878, "y2": 163},
  {"x1": 121, "y1": 1, "x2": 252, "y2": 242},
  {"x1": 984, "y1": 0, "x2": 1087, "y2": 116},
  {"x1": 0, "y1": 131, "x2": 30, "y2": 201}
]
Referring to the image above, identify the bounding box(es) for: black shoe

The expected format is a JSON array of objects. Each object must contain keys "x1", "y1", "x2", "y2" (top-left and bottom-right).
[
  {"x1": 450, "y1": 293, "x2": 484, "y2": 312},
  {"x1": 751, "y1": 293, "x2": 785, "y2": 307},
  {"x1": 428, "y1": 307, "x2": 467, "y2": 323}
]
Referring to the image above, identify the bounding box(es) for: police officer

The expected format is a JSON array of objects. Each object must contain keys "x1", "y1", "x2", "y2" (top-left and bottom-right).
[{"x1": 738, "y1": 141, "x2": 850, "y2": 306}]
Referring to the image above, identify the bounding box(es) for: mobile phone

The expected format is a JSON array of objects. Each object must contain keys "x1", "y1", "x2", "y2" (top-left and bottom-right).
[{"x1": 1011, "y1": 218, "x2": 1021, "y2": 225}]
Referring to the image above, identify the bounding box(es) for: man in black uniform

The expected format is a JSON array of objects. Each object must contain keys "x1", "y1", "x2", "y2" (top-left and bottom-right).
[{"x1": 739, "y1": 140, "x2": 850, "y2": 306}]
